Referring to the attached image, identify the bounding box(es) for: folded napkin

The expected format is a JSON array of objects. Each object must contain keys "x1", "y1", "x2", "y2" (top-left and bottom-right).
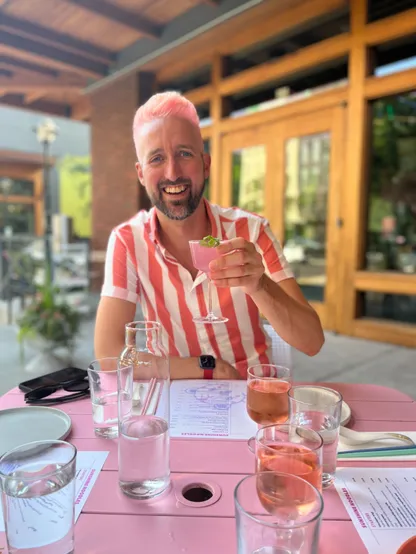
[{"x1": 337, "y1": 431, "x2": 416, "y2": 461}]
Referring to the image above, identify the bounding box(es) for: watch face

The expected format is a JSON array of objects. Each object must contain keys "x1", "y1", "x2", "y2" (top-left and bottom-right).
[{"x1": 200, "y1": 355, "x2": 215, "y2": 369}]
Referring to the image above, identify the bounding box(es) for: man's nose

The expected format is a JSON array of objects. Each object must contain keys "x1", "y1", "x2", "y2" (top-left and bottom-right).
[{"x1": 164, "y1": 156, "x2": 181, "y2": 182}]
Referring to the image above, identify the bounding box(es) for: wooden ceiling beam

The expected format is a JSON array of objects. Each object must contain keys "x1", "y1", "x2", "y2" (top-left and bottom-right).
[
  {"x1": 1, "y1": 14, "x2": 116, "y2": 65},
  {"x1": 0, "y1": 94, "x2": 71, "y2": 117},
  {"x1": 24, "y1": 92, "x2": 45, "y2": 105},
  {"x1": 0, "y1": 72, "x2": 87, "y2": 94},
  {"x1": 0, "y1": 31, "x2": 108, "y2": 78},
  {"x1": 65, "y1": 0, "x2": 163, "y2": 38},
  {"x1": 0, "y1": 56, "x2": 59, "y2": 77}
]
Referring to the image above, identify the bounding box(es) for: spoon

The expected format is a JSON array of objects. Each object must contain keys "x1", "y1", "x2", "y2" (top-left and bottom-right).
[{"x1": 339, "y1": 426, "x2": 414, "y2": 446}]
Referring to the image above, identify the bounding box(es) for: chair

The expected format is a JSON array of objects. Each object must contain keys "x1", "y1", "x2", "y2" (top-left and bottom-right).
[{"x1": 263, "y1": 323, "x2": 293, "y2": 370}]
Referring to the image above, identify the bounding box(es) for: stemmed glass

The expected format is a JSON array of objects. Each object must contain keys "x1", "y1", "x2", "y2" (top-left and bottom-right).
[{"x1": 189, "y1": 239, "x2": 228, "y2": 324}]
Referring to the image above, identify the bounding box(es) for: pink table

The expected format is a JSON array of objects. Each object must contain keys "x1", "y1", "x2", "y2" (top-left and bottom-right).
[{"x1": 1, "y1": 383, "x2": 415, "y2": 553}]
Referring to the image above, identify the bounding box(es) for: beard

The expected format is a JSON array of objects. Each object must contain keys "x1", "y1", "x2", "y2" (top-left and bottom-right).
[{"x1": 147, "y1": 176, "x2": 206, "y2": 221}]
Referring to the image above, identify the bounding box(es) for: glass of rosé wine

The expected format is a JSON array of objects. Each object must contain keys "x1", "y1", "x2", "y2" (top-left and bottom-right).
[
  {"x1": 247, "y1": 364, "x2": 292, "y2": 426},
  {"x1": 234, "y1": 471, "x2": 323, "y2": 554},
  {"x1": 189, "y1": 235, "x2": 228, "y2": 324},
  {"x1": 249, "y1": 423, "x2": 323, "y2": 493}
]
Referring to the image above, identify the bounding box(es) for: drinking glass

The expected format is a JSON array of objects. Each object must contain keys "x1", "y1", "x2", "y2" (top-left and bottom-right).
[
  {"x1": 247, "y1": 364, "x2": 292, "y2": 425},
  {"x1": 289, "y1": 385, "x2": 342, "y2": 489},
  {"x1": 118, "y1": 321, "x2": 171, "y2": 499},
  {"x1": 87, "y1": 357, "x2": 132, "y2": 439},
  {"x1": 189, "y1": 240, "x2": 228, "y2": 324},
  {"x1": 0, "y1": 440, "x2": 77, "y2": 554},
  {"x1": 249, "y1": 423, "x2": 323, "y2": 493},
  {"x1": 235, "y1": 471, "x2": 323, "y2": 554}
]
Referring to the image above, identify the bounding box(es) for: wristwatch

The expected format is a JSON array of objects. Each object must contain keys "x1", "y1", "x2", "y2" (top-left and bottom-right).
[{"x1": 199, "y1": 355, "x2": 216, "y2": 380}]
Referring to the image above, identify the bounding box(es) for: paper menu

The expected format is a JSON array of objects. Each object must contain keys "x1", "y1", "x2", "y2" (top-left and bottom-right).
[
  {"x1": 0, "y1": 451, "x2": 108, "y2": 535},
  {"x1": 169, "y1": 379, "x2": 258, "y2": 439},
  {"x1": 335, "y1": 467, "x2": 416, "y2": 554}
]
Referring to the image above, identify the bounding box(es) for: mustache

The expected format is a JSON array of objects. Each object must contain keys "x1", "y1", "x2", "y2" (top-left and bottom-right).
[{"x1": 158, "y1": 178, "x2": 191, "y2": 190}]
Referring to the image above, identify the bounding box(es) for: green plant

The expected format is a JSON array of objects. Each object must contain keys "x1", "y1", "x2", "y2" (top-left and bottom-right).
[{"x1": 17, "y1": 281, "x2": 81, "y2": 349}]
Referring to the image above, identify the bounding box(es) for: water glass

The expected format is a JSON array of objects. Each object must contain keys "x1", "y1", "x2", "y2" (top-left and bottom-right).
[
  {"x1": 118, "y1": 321, "x2": 171, "y2": 499},
  {"x1": 247, "y1": 364, "x2": 292, "y2": 425},
  {"x1": 0, "y1": 440, "x2": 77, "y2": 554},
  {"x1": 87, "y1": 357, "x2": 132, "y2": 439},
  {"x1": 235, "y1": 471, "x2": 323, "y2": 554},
  {"x1": 250, "y1": 424, "x2": 323, "y2": 492},
  {"x1": 288, "y1": 385, "x2": 342, "y2": 489}
]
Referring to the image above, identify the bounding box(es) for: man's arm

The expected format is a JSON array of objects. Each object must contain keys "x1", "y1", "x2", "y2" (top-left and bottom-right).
[
  {"x1": 210, "y1": 237, "x2": 325, "y2": 356},
  {"x1": 94, "y1": 297, "x2": 241, "y2": 379},
  {"x1": 250, "y1": 275, "x2": 324, "y2": 356}
]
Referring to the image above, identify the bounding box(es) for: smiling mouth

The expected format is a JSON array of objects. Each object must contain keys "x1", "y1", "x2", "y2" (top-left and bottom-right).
[{"x1": 162, "y1": 185, "x2": 188, "y2": 195}]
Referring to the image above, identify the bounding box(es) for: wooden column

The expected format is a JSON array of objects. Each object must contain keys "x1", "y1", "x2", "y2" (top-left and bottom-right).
[
  {"x1": 338, "y1": 0, "x2": 372, "y2": 334},
  {"x1": 209, "y1": 53, "x2": 230, "y2": 205}
]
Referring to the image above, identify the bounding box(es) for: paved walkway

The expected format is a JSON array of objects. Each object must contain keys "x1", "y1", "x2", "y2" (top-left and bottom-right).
[{"x1": 1, "y1": 315, "x2": 414, "y2": 399}]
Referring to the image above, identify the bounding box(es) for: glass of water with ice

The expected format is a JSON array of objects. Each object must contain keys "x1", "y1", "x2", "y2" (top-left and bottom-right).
[
  {"x1": 0, "y1": 440, "x2": 77, "y2": 554},
  {"x1": 118, "y1": 321, "x2": 171, "y2": 500},
  {"x1": 288, "y1": 385, "x2": 343, "y2": 488},
  {"x1": 87, "y1": 357, "x2": 132, "y2": 439}
]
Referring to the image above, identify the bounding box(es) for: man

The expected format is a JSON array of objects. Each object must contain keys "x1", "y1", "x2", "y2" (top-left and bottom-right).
[{"x1": 95, "y1": 91, "x2": 324, "y2": 380}]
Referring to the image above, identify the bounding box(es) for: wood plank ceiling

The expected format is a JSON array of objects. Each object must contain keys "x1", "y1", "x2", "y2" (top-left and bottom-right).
[{"x1": 0, "y1": 0, "x2": 220, "y2": 118}]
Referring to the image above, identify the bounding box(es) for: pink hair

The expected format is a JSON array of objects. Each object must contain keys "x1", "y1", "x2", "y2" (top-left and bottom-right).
[{"x1": 133, "y1": 91, "x2": 200, "y2": 158}]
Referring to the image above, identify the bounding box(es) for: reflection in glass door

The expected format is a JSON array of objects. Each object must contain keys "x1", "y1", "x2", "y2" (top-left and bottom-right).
[
  {"x1": 283, "y1": 133, "x2": 330, "y2": 302},
  {"x1": 231, "y1": 145, "x2": 266, "y2": 215}
]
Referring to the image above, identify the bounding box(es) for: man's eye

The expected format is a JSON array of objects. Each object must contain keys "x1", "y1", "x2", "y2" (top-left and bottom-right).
[
  {"x1": 150, "y1": 156, "x2": 162, "y2": 164},
  {"x1": 179, "y1": 151, "x2": 192, "y2": 158}
]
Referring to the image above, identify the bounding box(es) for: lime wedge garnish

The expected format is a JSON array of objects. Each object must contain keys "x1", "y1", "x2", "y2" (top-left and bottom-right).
[{"x1": 199, "y1": 235, "x2": 220, "y2": 248}]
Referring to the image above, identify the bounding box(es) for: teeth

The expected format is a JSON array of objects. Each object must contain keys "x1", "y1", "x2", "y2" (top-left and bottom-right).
[{"x1": 164, "y1": 186, "x2": 187, "y2": 194}]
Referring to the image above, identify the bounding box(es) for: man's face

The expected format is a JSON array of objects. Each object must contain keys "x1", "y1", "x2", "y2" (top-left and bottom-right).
[{"x1": 136, "y1": 116, "x2": 210, "y2": 221}]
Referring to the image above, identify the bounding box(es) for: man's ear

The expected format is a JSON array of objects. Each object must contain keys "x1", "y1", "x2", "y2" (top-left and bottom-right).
[{"x1": 136, "y1": 161, "x2": 144, "y2": 185}]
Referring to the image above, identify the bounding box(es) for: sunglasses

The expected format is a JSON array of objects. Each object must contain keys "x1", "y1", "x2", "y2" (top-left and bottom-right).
[{"x1": 24, "y1": 378, "x2": 90, "y2": 406}]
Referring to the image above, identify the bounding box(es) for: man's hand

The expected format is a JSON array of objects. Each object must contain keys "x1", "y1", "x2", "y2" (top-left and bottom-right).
[
  {"x1": 214, "y1": 359, "x2": 243, "y2": 380},
  {"x1": 209, "y1": 237, "x2": 265, "y2": 295}
]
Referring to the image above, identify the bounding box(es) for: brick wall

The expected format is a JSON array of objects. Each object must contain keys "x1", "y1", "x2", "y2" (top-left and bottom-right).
[{"x1": 90, "y1": 72, "x2": 154, "y2": 290}]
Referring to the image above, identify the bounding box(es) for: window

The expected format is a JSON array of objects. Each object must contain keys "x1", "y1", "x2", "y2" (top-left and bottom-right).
[
  {"x1": 368, "y1": 0, "x2": 414, "y2": 23},
  {"x1": 365, "y1": 91, "x2": 416, "y2": 274},
  {"x1": 1, "y1": 203, "x2": 35, "y2": 235},
  {"x1": 0, "y1": 174, "x2": 38, "y2": 235},
  {"x1": 372, "y1": 35, "x2": 416, "y2": 77},
  {"x1": 361, "y1": 292, "x2": 416, "y2": 324},
  {"x1": 226, "y1": 12, "x2": 349, "y2": 77},
  {"x1": 228, "y1": 57, "x2": 348, "y2": 119}
]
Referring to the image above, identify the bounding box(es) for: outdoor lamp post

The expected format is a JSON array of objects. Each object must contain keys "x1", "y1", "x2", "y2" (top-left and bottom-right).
[{"x1": 34, "y1": 118, "x2": 58, "y2": 283}]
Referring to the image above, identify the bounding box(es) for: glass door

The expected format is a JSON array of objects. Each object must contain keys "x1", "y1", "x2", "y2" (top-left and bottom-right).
[
  {"x1": 272, "y1": 107, "x2": 345, "y2": 330},
  {"x1": 220, "y1": 106, "x2": 345, "y2": 330},
  {"x1": 220, "y1": 125, "x2": 276, "y2": 225}
]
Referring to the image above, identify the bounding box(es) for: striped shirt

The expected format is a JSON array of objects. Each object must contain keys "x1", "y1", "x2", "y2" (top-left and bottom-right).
[{"x1": 101, "y1": 200, "x2": 293, "y2": 378}]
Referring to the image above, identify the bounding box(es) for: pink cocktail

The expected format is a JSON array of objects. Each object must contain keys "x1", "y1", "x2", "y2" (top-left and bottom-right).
[
  {"x1": 189, "y1": 240, "x2": 228, "y2": 324},
  {"x1": 189, "y1": 241, "x2": 220, "y2": 273}
]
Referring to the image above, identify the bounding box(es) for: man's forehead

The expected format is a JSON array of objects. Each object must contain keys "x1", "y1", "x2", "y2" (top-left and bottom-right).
[{"x1": 138, "y1": 116, "x2": 202, "y2": 156}]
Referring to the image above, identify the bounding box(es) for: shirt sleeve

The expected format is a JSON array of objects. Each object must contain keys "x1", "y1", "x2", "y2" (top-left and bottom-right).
[
  {"x1": 101, "y1": 227, "x2": 140, "y2": 304},
  {"x1": 256, "y1": 220, "x2": 294, "y2": 283}
]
